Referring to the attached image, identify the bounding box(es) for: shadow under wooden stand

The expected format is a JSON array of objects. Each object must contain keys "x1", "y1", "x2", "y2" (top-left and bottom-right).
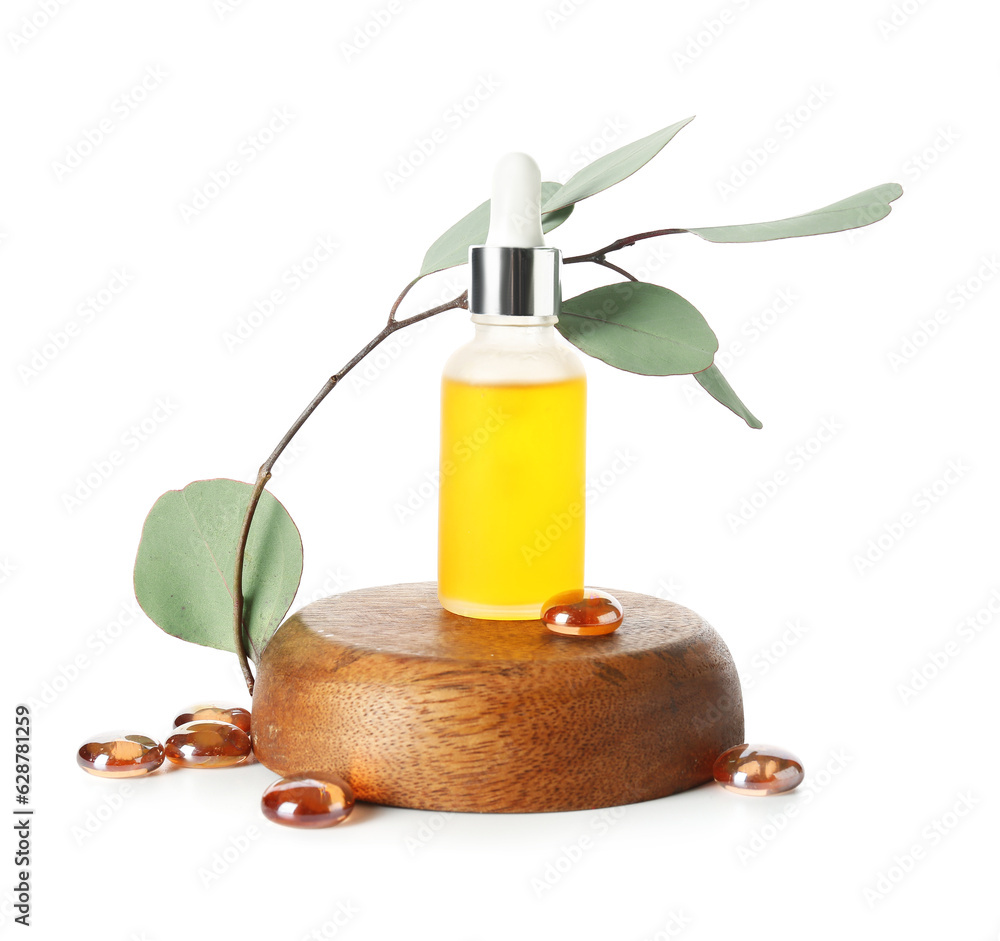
[{"x1": 252, "y1": 582, "x2": 744, "y2": 813}]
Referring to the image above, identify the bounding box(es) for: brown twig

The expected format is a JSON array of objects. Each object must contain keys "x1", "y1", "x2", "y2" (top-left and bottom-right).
[
  {"x1": 562, "y1": 228, "x2": 688, "y2": 265},
  {"x1": 592, "y1": 258, "x2": 639, "y2": 281},
  {"x1": 233, "y1": 287, "x2": 468, "y2": 693}
]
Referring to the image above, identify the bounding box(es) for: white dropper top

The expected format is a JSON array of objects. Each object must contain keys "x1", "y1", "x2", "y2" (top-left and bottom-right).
[
  {"x1": 469, "y1": 151, "x2": 559, "y2": 319},
  {"x1": 485, "y1": 152, "x2": 545, "y2": 247}
]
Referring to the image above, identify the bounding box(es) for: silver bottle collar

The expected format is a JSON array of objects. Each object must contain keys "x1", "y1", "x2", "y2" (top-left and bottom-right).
[{"x1": 468, "y1": 245, "x2": 561, "y2": 320}]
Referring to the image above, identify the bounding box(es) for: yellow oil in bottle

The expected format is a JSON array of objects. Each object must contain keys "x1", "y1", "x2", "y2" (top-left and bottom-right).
[{"x1": 438, "y1": 375, "x2": 586, "y2": 619}]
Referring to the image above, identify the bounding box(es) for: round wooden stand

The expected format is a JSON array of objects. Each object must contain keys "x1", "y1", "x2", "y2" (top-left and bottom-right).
[{"x1": 252, "y1": 582, "x2": 744, "y2": 813}]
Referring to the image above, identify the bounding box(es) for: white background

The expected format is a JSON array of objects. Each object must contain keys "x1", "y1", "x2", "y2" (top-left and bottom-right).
[{"x1": 3, "y1": 0, "x2": 998, "y2": 938}]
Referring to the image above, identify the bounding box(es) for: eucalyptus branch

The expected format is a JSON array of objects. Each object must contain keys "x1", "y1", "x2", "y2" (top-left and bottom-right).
[
  {"x1": 233, "y1": 288, "x2": 468, "y2": 693},
  {"x1": 132, "y1": 119, "x2": 902, "y2": 687}
]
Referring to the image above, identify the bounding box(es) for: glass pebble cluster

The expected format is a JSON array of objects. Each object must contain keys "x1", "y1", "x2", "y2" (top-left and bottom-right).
[{"x1": 76, "y1": 701, "x2": 355, "y2": 829}]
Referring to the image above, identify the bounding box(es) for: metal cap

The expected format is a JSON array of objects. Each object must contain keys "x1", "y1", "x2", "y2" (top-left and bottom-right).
[{"x1": 468, "y1": 245, "x2": 561, "y2": 319}]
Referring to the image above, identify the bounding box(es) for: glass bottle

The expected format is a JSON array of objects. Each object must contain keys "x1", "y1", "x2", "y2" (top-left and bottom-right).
[{"x1": 437, "y1": 154, "x2": 586, "y2": 619}]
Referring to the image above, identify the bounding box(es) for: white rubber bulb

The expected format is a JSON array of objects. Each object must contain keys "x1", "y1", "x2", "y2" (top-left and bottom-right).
[{"x1": 485, "y1": 152, "x2": 545, "y2": 247}]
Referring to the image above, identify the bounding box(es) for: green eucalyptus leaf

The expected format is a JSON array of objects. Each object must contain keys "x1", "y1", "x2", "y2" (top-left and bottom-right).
[
  {"x1": 540, "y1": 182, "x2": 576, "y2": 232},
  {"x1": 133, "y1": 478, "x2": 302, "y2": 662},
  {"x1": 694, "y1": 364, "x2": 762, "y2": 429},
  {"x1": 684, "y1": 182, "x2": 903, "y2": 243},
  {"x1": 558, "y1": 282, "x2": 717, "y2": 376},
  {"x1": 419, "y1": 181, "x2": 573, "y2": 276},
  {"x1": 541, "y1": 116, "x2": 695, "y2": 214}
]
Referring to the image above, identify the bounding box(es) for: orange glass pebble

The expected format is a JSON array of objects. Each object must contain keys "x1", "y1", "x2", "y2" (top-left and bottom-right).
[
  {"x1": 542, "y1": 588, "x2": 624, "y2": 636},
  {"x1": 713, "y1": 743, "x2": 804, "y2": 796},
  {"x1": 76, "y1": 732, "x2": 164, "y2": 778},
  {"x1": 172, "y1": 702, "x2": 251, "y2": 735},
  {"x1": 261, "y1": 772, "x2": 355, "y2": 829},
  {"x1": 164, "y1": 720, "x2": 252, "y2": 768}
]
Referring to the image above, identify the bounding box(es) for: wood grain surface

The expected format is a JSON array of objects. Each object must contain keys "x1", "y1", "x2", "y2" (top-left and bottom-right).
[{"x1": 252, "y1": 582, "x2": 744, "y2": 813}]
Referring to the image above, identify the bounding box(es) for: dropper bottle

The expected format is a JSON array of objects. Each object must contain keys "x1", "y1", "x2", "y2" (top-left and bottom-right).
[{"x1": 437, "y1": 153, "x2": 587, "y2": 620}]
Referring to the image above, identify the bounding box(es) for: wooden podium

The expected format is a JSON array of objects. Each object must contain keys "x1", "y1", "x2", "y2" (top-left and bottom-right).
[{"x1": 252, "y1": 582, "x2": 744, "y2": 813}]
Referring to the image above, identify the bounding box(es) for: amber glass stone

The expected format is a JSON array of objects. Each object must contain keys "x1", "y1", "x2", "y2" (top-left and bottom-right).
[
  {"x1": 542, "y1": 588, "x2": 624, "y2": 636},
  {"x1": 172, "y1": 702, "x2": 251, "y2": 735},
  {"x1": 77, "y1": 732, "x2": 164, "y2": 778},
  {"x1": 261, "y1": 772, "x2": 355, "y2": 829},
  {"x1": 713, "y1": 743, "x2": 804, "y2": 796},
  {"x1": 164, "y1": 721, "x2": 252, "y2": 768}
]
